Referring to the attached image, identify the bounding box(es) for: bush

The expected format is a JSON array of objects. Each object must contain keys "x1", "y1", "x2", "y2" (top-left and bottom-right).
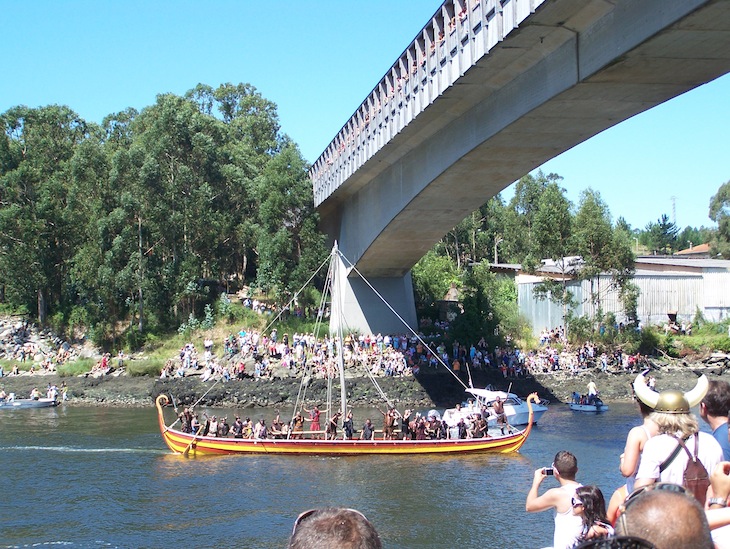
[
  {"x1": 57, "y1": 359, "x2": 96, "y2": 377},
  {"x1": 126, "y1": 359, "x2": 165, "y2": 377},
  {"x1": 638, "y1": 327, "x2": 662, "y2": 356},
  {"x1": 714, "y1": 337, "x2": 730, "y2": 353}
]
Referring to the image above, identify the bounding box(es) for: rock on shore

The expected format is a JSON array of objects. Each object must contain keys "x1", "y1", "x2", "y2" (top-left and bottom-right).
[{"x1": 2, "y1": 360, "x2": 728, "y2": 409}]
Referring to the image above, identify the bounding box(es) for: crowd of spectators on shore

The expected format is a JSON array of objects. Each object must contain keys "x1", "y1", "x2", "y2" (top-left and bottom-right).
[{"x1": 158, "y1": 319, "x2": 648, "y2": 387}]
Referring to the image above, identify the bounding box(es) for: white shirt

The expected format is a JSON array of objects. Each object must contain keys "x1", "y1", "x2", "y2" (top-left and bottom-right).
[
  {"x1": 636, "y1": 431, "x2": 722, "y2": 486},
  {"x1": 553, "y1": 484, "x2": 583, "y2": 549}
]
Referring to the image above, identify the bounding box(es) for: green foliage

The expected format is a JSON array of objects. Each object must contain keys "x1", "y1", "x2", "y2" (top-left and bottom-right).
[
  {"x1": 411, "y1": 250, "x2": 460, "y2": 305},
  {"x1": 710, "y1": 180, "x2": 730, "y2": 258},
  {"x1": 566, "y1": 315, "x2": 592, "y2": 344},
  {"x1": 642, "y1": 214, "x2": 679, "y2": 254},
  {"x1": 201, "y1": 304, "x2": 214, "y2": 330},
  {"x1": 57, "y1": 359, "x2": 96, "y2": 377},
  {"x1": 126, "y1": 359, "x2": 165, "y2": 377},
  {"x1": 0, "y1": 84, "x2": 328, "y2": 345}
]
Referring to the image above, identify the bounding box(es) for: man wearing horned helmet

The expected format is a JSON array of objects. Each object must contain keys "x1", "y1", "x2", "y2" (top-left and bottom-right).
[{"x1": 633, "y1": 373, "x2": 723, "y2": 497}]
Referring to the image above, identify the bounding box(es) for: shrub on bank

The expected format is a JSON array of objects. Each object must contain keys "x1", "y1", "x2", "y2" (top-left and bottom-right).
[
  {"x1": 126, "y1": 359, "x2": 165, "y2": 377},
  {"x1": 57, "y1": 359, "x2": 96, "y2": 377}
]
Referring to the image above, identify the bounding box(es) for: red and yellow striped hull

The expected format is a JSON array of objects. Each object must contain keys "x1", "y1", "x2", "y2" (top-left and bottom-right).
[{"x1": 156, "y1": 394, "x2": 535, "y2": 457}]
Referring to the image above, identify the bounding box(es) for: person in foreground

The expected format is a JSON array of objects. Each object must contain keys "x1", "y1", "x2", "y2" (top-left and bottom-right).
[
  {"x1": 632, "y1": 373, "x2": 722, "y2": 503},
  {"x1": 572, "y1": 485, "x2": 614, "y2": 544},
  {"x1": 614, "y1": 483, "x2": 713, "y2": 548},
  {"x1": 525, "y1": 450, "x2": 583, "y2": 549},
  {"x1": 288, "y1": 507, "x2": 382, "y2": 549}
]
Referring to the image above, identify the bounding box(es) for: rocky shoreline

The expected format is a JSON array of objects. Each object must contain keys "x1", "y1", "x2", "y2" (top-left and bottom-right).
[{"x1": 2, "y1": 359, "x2": 729, "y2": 410}]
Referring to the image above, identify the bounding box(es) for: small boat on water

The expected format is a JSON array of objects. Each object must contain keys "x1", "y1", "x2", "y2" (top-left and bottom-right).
[
  {"x1": 442, "y1": 388, "x2": 549, "y2": 428},
  {"x1": 156, "y1": 244, "x2": 540, "y2": 457},
  {"x1": 568, "y1": 399, "x2": 609, "y2": 413},
  {"x1": 0, "y1": 395, "x2": 58, "y2": 409}
]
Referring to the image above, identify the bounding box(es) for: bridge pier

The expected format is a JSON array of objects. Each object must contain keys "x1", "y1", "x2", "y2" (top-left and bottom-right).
[{"x1": 329, "y1": 252, "x2": 417, "y2": 336}]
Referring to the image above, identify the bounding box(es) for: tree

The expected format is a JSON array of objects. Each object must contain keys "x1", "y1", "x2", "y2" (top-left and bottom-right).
[
  {"x1": 709, "y1": 180, "x2": 730, "y2": 258},
  {"x1": 503, "y1": 171, "x2": 563, "y2": 269},
  {"x1": 642, "y1": 214, "x2": 679, "y2": 254},
  {"x1": 254, "y1": 140, "x2": 326, "y2": 300},
  {"x1": 411, "y1": 250, "x2": 460, "y2": 306},
  {"x1": 531, "y1": 181, "x2": 575, "y2": 328},
  {"x1": 0, "y1": 105, "x2": 90, "y2": 323},
  {"x1": 572, "y1": 189, "x2": 635, "y2": 326}
]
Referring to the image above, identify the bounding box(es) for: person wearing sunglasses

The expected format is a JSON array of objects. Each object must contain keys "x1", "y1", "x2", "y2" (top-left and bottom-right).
[
  {"x1": 614, "y1": 483, "x2": 713, "y2": 549},
  {"x1": 526, "y1": 450, "x2": 583, "y2": 549},
  {"x1": 288, "y1": 507, "x2": 382, "y2": 549},
  {"x1": 572, "y1": 485, "x2": 614, "y2": 545}
]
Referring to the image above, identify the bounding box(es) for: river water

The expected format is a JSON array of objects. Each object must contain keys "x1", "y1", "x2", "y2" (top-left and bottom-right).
[{"x1": 0, "y1": 401, "x2": 674, "y2": 548}]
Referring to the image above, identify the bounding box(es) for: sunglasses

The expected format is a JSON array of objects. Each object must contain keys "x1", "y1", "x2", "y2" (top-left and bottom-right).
[
  {"x1": 618, "y1": 483, "x2": 688, "y2": 534},
  {"x1": 292, "y1": 507, "x2": 371, "y2": 536},
  {"x1": 571, "y1": 497, "x2": 584, "y2": 508}
]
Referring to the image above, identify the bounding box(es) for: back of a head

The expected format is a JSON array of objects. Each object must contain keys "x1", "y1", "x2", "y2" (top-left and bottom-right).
[
  {"x1": 575, "y1": 536, "x2": 656, "y2": 549},
  {"x1": 702, "y1": 379, "x2": 730, "y2": 417},
  {"x1": 616, "y1": 490, "x2": 712, "y2": 549},
  {"x1": 554, "y1": 450, "x2": 578, "y2": 479},
  {"x1": 289, "y1": 508, "x2": 382, "y2": 549}
]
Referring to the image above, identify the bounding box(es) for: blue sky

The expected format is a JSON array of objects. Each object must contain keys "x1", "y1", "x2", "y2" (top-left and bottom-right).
[{"x1": 3, "y1": 1, "x2": 728, "y2": 232}]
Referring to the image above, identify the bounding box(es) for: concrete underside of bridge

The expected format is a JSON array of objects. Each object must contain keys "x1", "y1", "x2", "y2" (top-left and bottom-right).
[{"x1": 320, "y1": 0, "x2": 730, "y2": 335}]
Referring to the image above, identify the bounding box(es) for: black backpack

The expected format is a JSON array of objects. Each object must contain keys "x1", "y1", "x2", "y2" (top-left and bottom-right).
[{"x1": 659, "y1": 434, "x2": 710, "y2": 503}]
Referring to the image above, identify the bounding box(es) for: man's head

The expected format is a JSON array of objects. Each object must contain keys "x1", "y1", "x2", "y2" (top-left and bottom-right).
[
  {"x1": 289, "y1": 507, "x2": 382, "y2": 549},
  {"x1": 700, "y1": 379, "x2": 730, "y2": 419},
  {"x1": 553, "y1": 450, "x2": 578, "y2": 480},
  {"x1": 615, "y1": 487, "x2": 712, "y2": 549}
]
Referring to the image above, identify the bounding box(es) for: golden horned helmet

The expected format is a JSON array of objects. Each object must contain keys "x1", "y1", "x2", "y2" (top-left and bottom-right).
[{"x1": 633, "y1": 373, "x2": 708, "y2": 414}]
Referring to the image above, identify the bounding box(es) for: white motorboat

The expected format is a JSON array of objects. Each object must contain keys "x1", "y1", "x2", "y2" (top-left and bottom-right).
[
  {"x1": 442, "y1": 388, "x2": 549, "y2": 427},
  {"x1": 0, "y1": 394, "x2": 58, "y2": 409},
  {"x1": 569, "y1": 399, "x2": 609, "y2": 413}
]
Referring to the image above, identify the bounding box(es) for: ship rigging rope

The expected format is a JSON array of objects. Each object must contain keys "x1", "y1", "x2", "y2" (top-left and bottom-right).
[
  {"x1": 288, "y1": 252, "x2": 335, "y2": 437},
  {"x1": 168, "y1": 378, "x2": 221, "y2": 430},
  {"x1": 336, "y1": 249, "x2": 469, "y2": 391},
  {"x1": 259, "y1": 251, "x2": 333, "y2": 338}
]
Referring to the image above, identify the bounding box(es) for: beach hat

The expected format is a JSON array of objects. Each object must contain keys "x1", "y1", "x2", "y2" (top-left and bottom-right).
[{"x1": 633, "y1": 373, "x2": 708, "y2": 414}]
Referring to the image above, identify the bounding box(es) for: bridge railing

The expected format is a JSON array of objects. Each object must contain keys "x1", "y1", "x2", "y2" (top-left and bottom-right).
[{"x1": 310, "y1": 0, "x2": 545, "y2": 207}]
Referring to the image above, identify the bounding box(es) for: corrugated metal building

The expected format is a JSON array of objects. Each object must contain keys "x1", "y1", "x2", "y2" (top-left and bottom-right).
[{"x1": 499, "y1": 257, "x2": 730, "y2": 335}]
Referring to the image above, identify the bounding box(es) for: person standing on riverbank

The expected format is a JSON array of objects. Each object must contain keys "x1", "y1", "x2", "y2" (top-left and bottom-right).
[{"x1": 526, "y1": 450, "x2": 583, "y2": 549}]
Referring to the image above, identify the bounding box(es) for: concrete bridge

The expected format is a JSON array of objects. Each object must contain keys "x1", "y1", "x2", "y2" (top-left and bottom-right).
[{"x1": 309, "y1": 0, "x2": 730, "y2": 334}]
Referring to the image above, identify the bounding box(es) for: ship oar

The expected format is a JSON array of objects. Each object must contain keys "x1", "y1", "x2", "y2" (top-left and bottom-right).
[{"x1": 183, "y1": 425, "x2": 203, "y2": 457}]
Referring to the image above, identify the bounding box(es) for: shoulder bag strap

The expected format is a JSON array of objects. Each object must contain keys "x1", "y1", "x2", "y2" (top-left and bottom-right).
[{"x1": 659, "y1": 435, "x2": 690, "y2": 473}]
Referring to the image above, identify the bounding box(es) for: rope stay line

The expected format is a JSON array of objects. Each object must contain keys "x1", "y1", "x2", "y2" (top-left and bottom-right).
[{"x1": 336, "y1": 248, "x2": 469, "y2": 391}]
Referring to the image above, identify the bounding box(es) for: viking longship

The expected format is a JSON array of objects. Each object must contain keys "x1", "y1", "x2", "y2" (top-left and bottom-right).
[{"x1": 156, "y1": 244, "x2": 538, "y2": 456}]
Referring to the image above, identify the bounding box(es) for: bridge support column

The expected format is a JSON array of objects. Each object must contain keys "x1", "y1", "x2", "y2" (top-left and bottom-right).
[{"x1": 330, "y1": 254, "x2": 417, "y2": 336}]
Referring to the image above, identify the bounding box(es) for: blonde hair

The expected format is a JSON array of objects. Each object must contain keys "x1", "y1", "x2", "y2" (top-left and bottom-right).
[{"x1": 649, "y1": 411, "x2": 698, "y2": 439}]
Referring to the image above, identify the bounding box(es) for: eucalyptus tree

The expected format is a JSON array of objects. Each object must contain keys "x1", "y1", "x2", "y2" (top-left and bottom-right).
[
  {"x1": 503, "y1": 171, "x2": 562, "y2": 269},
  {"x1": 531, "y1": 180, "x2": 575, "y2": 328},
  {"x1": 710, "y1": 180, "x2": 730, "y2": 259},
  {"x1": 0, "y1": 105, "x2": 89, "y2": 323},
  {"x1": 572, "y1": 189, "x2": 635, "y2": 326},
  {"x1": 254, "y1": 139, "x2": 326, "y2": 302}
]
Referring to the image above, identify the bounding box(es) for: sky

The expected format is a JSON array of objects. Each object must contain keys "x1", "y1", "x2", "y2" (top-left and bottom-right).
[{"x1": 3, "y1": 1, "x2": 728, "y2": 233}]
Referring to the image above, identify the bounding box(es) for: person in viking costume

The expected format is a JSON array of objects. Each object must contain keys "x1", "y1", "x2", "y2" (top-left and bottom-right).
[{"x1": 633, "y1": 373, "x2": 723, "y2": 494}]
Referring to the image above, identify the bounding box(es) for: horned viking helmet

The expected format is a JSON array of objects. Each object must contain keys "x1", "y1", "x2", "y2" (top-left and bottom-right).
[{"x1": 633, "y1": 373, "x2": 709, "y2": 414}]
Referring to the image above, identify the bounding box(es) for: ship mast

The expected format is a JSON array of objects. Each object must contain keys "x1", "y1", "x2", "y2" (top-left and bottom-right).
[{"x1": 331, "y1": 242, "x2": 348, "y2": 419}]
